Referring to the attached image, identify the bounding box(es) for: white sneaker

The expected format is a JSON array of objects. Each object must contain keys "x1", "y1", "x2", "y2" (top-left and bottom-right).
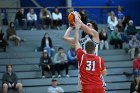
[
  {"x1": 58, "y1": 75, "x2": 61, "y2": 78},
  {"x1": 42, "y1": 76, "x2": 45, "y2": 78},
  {"x1": 66, "y1": 74, "x2": 70, "y2": 78},
  {"x1": 52, "y1": 75, "x2": 56, "y2": 78}
]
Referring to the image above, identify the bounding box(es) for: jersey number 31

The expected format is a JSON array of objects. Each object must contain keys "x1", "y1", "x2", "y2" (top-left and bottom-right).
[{"x1": 86, "y1": 61, "x2": 95, "y2": 71}]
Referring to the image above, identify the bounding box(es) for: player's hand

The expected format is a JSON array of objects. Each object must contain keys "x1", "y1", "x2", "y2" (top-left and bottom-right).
[{"x1": 75, "y1": 17, "x2": 81, "y2": 30}]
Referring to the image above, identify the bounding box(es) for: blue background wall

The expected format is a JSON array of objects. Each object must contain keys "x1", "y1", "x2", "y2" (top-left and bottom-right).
[{"x1": 21, "y1": 0, "x2": 140, "y2": 25}]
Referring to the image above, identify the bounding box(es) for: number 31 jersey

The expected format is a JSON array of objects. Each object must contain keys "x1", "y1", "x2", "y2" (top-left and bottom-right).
[{"x1": 76, "y1": 48, "x2": 106, "y2": 86}]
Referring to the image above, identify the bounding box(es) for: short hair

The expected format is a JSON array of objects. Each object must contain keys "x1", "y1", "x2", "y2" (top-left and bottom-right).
[
  {"x1": 58, "y1": 47, "x2": 63, "y2": 51},
  {"x1": 6, "y1": 64, "x2": 13, "y2": 69},
  {"x1": 85, "y1": 41, "x2": 95, "y2": 53},
  {"x1": 88, "y1": 21, "x2": 98, "y2": 31}
]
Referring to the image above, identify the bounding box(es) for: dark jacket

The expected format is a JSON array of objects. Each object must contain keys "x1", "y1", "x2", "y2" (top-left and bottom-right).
[
  {"x1": 126, "y1": 25, "x2": 137, "y2": 35},
  {"x1": 99, "y1": 32, "x2": 108, "y2": 41},
  {"x1": 0, "y1": 32, "x2": 4, "y2": 40},
  {"x1": 2, "y1": 72, "x2": 17, "y2": 84},
  {"x1": 39, "y1": 56, "x2": 53, "y2": 68},
  {"x1": 15, "y1": 11, "x2": 26, "y2": 21},
  {"x1": 41, "y1": 37, "x2": 53, "y2": 51},
  {"x1": 6, "y1": 28, "x2": 16, "y2": 40}
]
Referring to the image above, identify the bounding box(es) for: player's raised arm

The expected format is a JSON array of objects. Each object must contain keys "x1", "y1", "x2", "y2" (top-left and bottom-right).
[
  {"x1": 74, "y1": 17, "x2": 82, "y2": 50},
  {"x1": 81, "y1": 22, "x2": 99, "y2": 43},
  {"x1": 63, "y1": 26, "x2": 75, "y2": 46}
]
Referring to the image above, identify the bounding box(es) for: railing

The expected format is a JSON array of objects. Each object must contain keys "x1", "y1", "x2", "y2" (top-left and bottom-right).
[{"x1": 0, "y1": 6, "x2": 119, "y2": 25}]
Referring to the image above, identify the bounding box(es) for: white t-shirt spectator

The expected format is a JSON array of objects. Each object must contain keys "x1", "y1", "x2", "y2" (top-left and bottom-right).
[
  {"x1": 48, "y1": 86, "x2": 64, "y2": 93},
  {"x1": 27, "y1": 12, "x2": 37, "y2": 21},
  {"x1": 52, "y1": 12, "x2": 62, "y2": 20},
  {"x1": 107, "y1": 16, "x2": 118, "y2": 30}
]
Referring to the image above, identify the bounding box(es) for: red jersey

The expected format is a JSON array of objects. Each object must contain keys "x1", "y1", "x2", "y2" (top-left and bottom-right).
[
  {"x1": 133, "y1": 58, "x2": 140, "y2": 70},
  {"x1": 76, "y1": 48, "x2": 106, "y2": 86}
]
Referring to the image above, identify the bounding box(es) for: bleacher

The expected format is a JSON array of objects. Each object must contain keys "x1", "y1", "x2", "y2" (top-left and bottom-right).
[{"x1": 0, "y1": 25, "x2": 133, "y2": 93}]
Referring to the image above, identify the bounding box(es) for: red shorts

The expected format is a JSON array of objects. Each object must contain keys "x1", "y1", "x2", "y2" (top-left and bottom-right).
[{"x1": 82, "y1": 85, "x2": 106, "y2": 93}]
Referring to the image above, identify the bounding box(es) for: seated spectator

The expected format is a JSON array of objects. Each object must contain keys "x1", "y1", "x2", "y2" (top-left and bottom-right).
[
  {"x1": 52, "y1": 7, "x2": 62, "y2": 30},
  {"x1": 116, "y1": 20, "x2": 127, "y2": 42},
  {"x1": 110, "y1": 27, "x2": 123, "y2": 49},
  {"x1": 2, "y1": 64, "x2": 23, "y2": 93},
  {"x1": 99, "y1": 29, "x2": 109, "y2": 50},
  {"x1": 6, "y1": 22, "x2": 25, "y2": 46},
  {"x1": 107, "y1": 11, "x2": 118, "y2": 32},
  {"x1": 54, "y1": 47, "x2": 69, "y2": 78},
  {"x1": 133, "y1": 53, "x2": 140, "y2": 77},
  {"x1": 27, "y1": 8, "x2": 37, "y2": 30},
  {"x1": 129, "y1": 36, "x2": 140, "y2": 60},
  {"x1": 125, "y1": 20, "x2": 137, "y2": 40},
  {"x1": 48, "y1": 79, "x2": 64, "y2": 93},
  {"x1": 39, "y1": 50, "x2": 55, "y2": 78},
  {"x1": 41, "y1": 32, "x2": 55, "y2": 57},
  {"x1": 67, "y1": 46, "x2": 78, "y2": 69},
  {"x1": 40, "y1": 7, "x2": 52, "y2": 29},
  {"x1": 0, "y1": 26, "x2": 8, "y2": 52},
  {"x1": 130, "y1": 75, "x2": 140, "y2": 93},
  {"x1": 116, "y1": 6, "x2": 125, "y2": 22},
  {"x1": 15, "y1": 8, "x2": 27, "y2": 30},
  {"x1": 79, "y1": 8, "x2": 88, "y2": 24}
]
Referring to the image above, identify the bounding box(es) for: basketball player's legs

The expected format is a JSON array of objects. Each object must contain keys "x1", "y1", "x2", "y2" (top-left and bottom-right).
[{"x1": 77, "y1": 77, "x2": 82, "y2": 93}]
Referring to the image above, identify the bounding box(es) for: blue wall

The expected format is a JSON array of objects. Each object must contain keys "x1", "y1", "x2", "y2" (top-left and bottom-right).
[
  {"x1": 20, "y1": 0, "x2": 140, "y2": 25},
  {"x1": 72, "y1": 0, "x2": 140, "y2": 25}
]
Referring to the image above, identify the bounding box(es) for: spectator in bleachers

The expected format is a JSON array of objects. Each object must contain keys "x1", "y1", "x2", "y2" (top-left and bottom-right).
[
  {"x1": 40, "y1": 7, "x2": 52, "y2": 29},
  {"x1": 116, "y1": 6, "x2": 125, "y2": 22},
  {"x1": 0, "y1": 26, "x2": 8, "y2": 52},
  {"x1": 2, "y1": 64, "x2": 23, "y2": 93},
  {"x1": 54, "y1": 47, "x2": 69, "y2": 78},
  {"x1": 27, "y1": 8, "x2": 37, "y2": 30},
  {"x1": 130, "y1": 75, "x2": 140, "y2": 93},
  {"x1": 48, "y1": 79, "x2": 64, "y2": 93},
  {"x1": 15, "y1": 8, "x2": 27, "y2": 30},
  {"x1": 67, "y1": 46, "x2": 78, "y2": 69},
  {"x1": 107, "y1": 11, "x2": 118, "y2": 32},
  {"x1": 39, "y1": 50, "x2": 55, "y2": 78},
  {"x1": 79, "y1": 8, "x2": 88, "y2": 24},
  {"x1": 129, "y1": 36, "x2": 140, "y2": 60},
  {"x1": 110, "y1": 27, "x2": 123, "y2": 49},
  {"x1": 41, "y1": 32, "x2": 55, "y2": 57},
  {"x1": 52, "y1": 7, "x2": 62, "y2": 30},
  {"x1": 125, "y1": 20, "x2": 137, "y2": 40},
  {"x1": 6, "y1": 22, "x2": 25, "y2": 46},
  {"x1": 123, "y1": 15, "x2": 132, "y2": 29},
  {"x1": 133, "y1": 53, "x2": 140, "y2": 77},
  {"x1": 99, "y1": 29, "x2": 109, "y2": 50},
  {"x1": 116, "y1": 20, "x2": 127, "y2": 42}
]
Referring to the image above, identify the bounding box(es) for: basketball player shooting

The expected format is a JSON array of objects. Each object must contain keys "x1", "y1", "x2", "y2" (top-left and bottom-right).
[
  {"x1": 63, "y1": 11, "x2": 107, "y2": 92},
  {"x1": 74, "y1": 16, "x2": 107, "y2": 93}
]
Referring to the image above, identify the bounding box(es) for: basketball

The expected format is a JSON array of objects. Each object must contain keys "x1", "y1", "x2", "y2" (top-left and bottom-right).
[{"x1": 68, "y1": 12, "x2": 75, "y2": 26}]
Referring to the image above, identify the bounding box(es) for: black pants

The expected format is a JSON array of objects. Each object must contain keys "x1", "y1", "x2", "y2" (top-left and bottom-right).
[
  {"x1": 110, "y1": 39, "x2": 123, "y2": 49},
  {"x1": 41, "y1": 64, "x2": 55, "y2": 76},
  {"x1": 53, "y1": 19, "x2": 62, "y2": 27},
  {"x1": 54, "y1": 63, "x2": 69, "y2": 75},
  {"x1": 68, "y1": 59, "x2": 78, "y2": 69},
  {"x1": 40, "y1": 18, "x2": 52, "y2": 28}
]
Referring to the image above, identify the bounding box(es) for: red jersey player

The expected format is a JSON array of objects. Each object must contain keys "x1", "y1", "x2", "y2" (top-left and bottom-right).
[{"x1": 74, "y1": 16, "x2": 107, "y2": 93}]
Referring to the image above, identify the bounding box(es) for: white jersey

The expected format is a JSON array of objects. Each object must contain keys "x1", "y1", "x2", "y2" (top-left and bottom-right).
[{"x1": 79, "y1": 35, "x2": 99, "y2": 56}]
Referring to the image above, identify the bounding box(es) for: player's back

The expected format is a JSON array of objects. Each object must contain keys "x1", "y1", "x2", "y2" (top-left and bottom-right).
[{"x1": 79, "y1": 53, "x2": 103, "y2": 86}]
